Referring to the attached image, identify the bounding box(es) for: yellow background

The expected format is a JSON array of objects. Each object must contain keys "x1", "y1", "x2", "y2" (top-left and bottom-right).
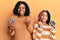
[{"x1": 0, "y1": 0, "x2": 60, "y2": 40}]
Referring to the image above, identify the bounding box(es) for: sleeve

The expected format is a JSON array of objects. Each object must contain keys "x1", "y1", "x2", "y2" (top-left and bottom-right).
[
  {"x1": 50, "y1": 28, "x2": 56, "y2": 40},
  {"x1": 33, "y1": 24, "x2": 42, "y2": 40},
  {"x1": 33, "y1": 24, "x2": 39, "y2": 34},
  {"x1": 33, "y1": 29, "x2": 41, "y2": 40},
  {"x1": 25, "y1": 16, "x2": 31, "y2": 26}
]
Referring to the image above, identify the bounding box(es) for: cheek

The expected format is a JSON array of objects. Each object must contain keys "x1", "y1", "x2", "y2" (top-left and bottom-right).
[
  {"x1": 23, "y1": 9, "x2": 25, "y2": 13},
  {"x1": 21, "y1": 8, "x2": 25, "y2": 13},
  {"x1": 18, "y1": 9, "x2": 20, "y2": 12},
  {"x1": 41, "y1": 16, "x2": 48, "y2": 21},
  {"x1": 23, "y1": 9, "x2": 25, "y2": 11},
  {"x1": 22, "y1": 9, "x2": 25, "y2": 15},
  {"x1": 18, "y1": 9, "x2": 21, "y2": 13},
  {"x1": 45, "y1": 17, "x2": 48, "y2": 21},
  {"x1": 41, "y1": 16, "x2": 43, "y2": 19},
  {"x1": 40, "y1": 16, "x2": 43, "y2": 20}
]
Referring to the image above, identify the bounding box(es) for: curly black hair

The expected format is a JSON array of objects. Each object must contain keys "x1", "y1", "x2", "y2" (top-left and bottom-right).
[{"x1": 13, "y1": 1, "x2": 30, "y2": 16}]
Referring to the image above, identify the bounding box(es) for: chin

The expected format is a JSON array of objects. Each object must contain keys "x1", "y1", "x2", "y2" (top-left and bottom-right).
[
  {"x1": 19, "y1": 14, "x2": 24, "y2": 16},
  {"x1": 42, "y1": 20, "x2": 46, "y2": 22},
  {"x1": 21, "y1": 15, "x2": 24, "y2": 16}
]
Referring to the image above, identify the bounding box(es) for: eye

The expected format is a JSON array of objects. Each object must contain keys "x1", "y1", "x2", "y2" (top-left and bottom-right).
[
  {"x1": 22, "y1": 7, "x2": 25, "y2": 9},
  {"x1": 45, "y1": 15, "x2": 48, "y2": 17}
]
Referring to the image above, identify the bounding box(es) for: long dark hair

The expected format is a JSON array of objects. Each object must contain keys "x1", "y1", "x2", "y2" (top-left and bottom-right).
[{"x1": 38, "y1": 10, "x2": 51, "y2": 24}]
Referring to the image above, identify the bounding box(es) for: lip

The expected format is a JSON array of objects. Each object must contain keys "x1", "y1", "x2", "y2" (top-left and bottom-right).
[
  {"x1": 19, "y1": 11, "x2": 23, "y2": 13},
  {"x1": 42, "y1": 18, "x2": 44, "y2": 19}
]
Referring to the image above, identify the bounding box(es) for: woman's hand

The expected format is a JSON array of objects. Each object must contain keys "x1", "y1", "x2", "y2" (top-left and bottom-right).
[
  {"x1": 25, "y1": 16, "x2": 34, "y2": 34},
  {"x1": 38, "y1": 21, "x2": 43, "y2": 27},
  {"x1": 8, "y1": 26, "x2": 15, "y2": 36},
  {"x1": 8, "y1": 18, "x2": 15, "y2": 36}
]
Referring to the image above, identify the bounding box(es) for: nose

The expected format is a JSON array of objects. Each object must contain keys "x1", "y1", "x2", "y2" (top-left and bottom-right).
[
  {"x1": 20, "y1": 8, "x2": 22, "y2": 11},
  {"x1": 43, "y1": 16, "x2": 45, "y2": 18},
  {"x1": 20, "y1": 8, "x2": 23, "y2": 11}
]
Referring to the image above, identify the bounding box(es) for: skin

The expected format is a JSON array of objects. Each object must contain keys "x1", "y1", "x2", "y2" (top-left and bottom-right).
[
  {"x1": 8, "y1": 4, "x2": 34, "y2": 40},
  {"x1": 38, "y1": 12, "x2": 49, "y2": 27}
]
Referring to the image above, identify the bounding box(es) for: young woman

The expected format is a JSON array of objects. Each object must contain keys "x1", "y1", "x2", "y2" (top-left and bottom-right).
[
  {"x1": 8, "y1": 1, "x2": 34, "y2": 40},
  {"x1": 33, "y1": 10, "x2": 56, "y2": 40}
]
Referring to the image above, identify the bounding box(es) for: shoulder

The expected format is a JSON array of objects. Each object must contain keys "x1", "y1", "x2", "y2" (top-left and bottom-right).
[
  {"x1": 8, "y1": 15, "x2": 15, "y2": 20},
  {"x1": 25, "y1": 16, "x2": 34, "y2": 22},
  {"x1": 8, "y1": 15, "x2": 17, "y2": 19},
  {"x1": 8, "y1": 15, "x2": 18, "y2": 20},
  {"x1": 25, "y1": 16, "x2": 34, "y2": 20},
  {"x1": 25, "y1": 16, "x2": 31, "y2": 20}
]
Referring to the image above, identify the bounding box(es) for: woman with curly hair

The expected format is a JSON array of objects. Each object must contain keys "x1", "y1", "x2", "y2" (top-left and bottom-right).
[{"x1": 8, "y1": 1, "x2": 34, "y2": 40}]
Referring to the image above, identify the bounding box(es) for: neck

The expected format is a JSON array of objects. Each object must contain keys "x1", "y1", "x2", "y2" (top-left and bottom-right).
[{"x1": 42, "y1": 21, "x2": 46, "y2": 25}]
